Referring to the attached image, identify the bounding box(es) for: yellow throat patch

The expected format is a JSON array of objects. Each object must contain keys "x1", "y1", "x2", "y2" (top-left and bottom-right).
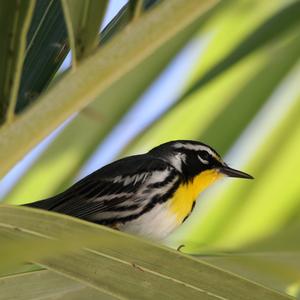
[{"x1": 169, "y1": 169, "x2": 223, "y2": 223}]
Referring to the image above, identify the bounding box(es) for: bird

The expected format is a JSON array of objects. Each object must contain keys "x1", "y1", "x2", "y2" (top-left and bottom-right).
[{"x1": 25, "y1": 140, "x2": 253, "y2": 241}]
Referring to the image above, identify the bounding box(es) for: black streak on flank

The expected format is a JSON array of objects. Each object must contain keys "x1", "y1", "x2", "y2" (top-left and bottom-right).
[
  {"x1": 96, "y1": 179, "x2": 181, "y2": 226},
  {"x1": 182, "y1": 200, "x2": 196, "y2": 224}
]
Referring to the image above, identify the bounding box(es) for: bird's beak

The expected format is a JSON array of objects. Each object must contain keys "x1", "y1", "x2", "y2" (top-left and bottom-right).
[{"x1": 219, "y1": 165, "x2": 254, "y2": 179}]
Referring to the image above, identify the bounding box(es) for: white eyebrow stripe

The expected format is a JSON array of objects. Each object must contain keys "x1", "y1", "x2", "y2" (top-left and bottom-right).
[{"x1": 173, "y1": 143, "x2": 218, "y2": 158}]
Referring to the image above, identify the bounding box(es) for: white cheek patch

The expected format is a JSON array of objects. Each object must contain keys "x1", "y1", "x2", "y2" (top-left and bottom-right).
[
  {"x1": 168, "y1": 153, "x2": 184, "y2": 172},
  {"x1": 197, "y1": 155, "x2": 209, "y2": 164}
]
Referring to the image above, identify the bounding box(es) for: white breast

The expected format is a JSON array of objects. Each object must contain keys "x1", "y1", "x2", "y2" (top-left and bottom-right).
[{"x1": 118, "y1": 203, "x2": 179, "y2": 241}]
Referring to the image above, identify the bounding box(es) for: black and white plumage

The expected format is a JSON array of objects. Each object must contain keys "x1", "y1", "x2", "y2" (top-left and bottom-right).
[{"x1": 26, "y1": 140, "x2": 253, "y2": 240}]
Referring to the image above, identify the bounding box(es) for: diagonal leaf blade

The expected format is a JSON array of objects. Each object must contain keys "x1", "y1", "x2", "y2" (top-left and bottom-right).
[
  {"x1": 0, "y1": 205, "x2": 292, "y2": 300},
  {"x1": 0, "y1": 0, "x2": 35, "y2": 123},
  {"x1": 16, "y1": 0, "x2": 69, "y2": 114}
]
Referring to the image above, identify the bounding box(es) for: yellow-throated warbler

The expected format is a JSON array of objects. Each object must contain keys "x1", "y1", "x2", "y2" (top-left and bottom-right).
[{"x1": 26, "y1": 140, "x2": 253, "y2": 240}]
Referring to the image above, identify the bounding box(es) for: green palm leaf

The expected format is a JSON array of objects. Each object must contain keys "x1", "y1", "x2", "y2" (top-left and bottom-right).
[{"x1": 0, "y1": 205, "x2": 292, "y2": 300}]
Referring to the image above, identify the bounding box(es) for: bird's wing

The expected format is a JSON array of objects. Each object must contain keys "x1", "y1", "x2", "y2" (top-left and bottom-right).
[{"x1": 25, "y1": 155, "x2": 180, "y2": 224}]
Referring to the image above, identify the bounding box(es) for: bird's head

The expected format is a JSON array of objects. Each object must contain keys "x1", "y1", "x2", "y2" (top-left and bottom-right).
[{"x1": 148, "y1": 140, "x2": 253, "y2": 182}]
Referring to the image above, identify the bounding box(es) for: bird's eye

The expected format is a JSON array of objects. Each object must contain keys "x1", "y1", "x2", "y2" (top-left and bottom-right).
[
  {"x1": 199, "y1": 150, "x2": 210, "y2": 161},
  {"x1": 197, "y1": 151, "x2": 210, "y2": 165}
]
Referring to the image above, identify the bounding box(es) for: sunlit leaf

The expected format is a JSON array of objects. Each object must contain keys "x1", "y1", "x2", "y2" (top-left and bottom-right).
[
  {"x1": 202, "y1": 253, "x2": 300, "y2": 299},
  {"x1": 0, "y1": 205, "x2": 291, "y2": 300},
  {"x1": 0, "y1": 270, "x2": 107, "y2": 300}
]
